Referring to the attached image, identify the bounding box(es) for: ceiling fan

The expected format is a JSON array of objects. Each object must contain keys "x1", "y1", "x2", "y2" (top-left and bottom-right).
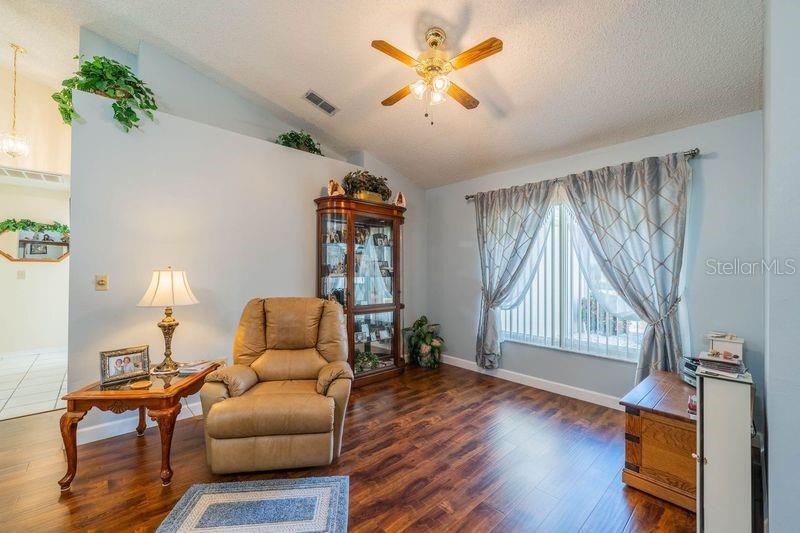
[{"x1": 372, "y1": 27, "x2": 502, "y2": 110}]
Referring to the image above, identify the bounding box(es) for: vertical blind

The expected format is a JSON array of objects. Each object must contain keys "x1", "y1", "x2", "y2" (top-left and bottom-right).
[{"x1": 499, "y1": 204, "x2": 646, "y2": 361}]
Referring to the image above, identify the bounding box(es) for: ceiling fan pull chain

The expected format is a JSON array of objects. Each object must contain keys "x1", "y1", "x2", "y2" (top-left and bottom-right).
[{"x1": 423, "y1": 97, "x2": 434, "y2": 126}]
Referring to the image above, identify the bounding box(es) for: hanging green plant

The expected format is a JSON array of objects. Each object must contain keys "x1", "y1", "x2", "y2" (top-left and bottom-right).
[
  {"x1": 0, "y1": 218, "x2": 69, "y2": 235},
  {"x1": 402, "y1": 315, "x2": 445, "y2": 369},
  {"x1": 341, "y1": 169, "x2": 392, "y2": 202},
  {"x1": 275, "y1": 130, "x2": 322, "y2": 155},
  {"x1": 52, "y1": 55, "x2": 157, "y2": 132}
]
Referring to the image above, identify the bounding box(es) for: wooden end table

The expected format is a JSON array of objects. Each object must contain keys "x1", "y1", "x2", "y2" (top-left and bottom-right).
[{"x1": 58, "y1": 363, "x2": 219, "y2": 491}]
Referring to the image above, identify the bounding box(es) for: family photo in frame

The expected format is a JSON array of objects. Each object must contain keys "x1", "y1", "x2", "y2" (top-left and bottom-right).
[{"x1": 100, "y1": 345, "x2": 150, "y2": 386}]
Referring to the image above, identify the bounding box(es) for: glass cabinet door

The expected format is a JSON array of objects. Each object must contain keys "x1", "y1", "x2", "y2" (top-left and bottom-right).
[
  {"x1": 353, "y1": 311, "x2": 396, "y2": 375},
  {"x1": 320, "y1": 212, "x2": 348, "y2": 308},
  {"x1": 353, "y1": 214, "x2": 394, "y2": 307}
]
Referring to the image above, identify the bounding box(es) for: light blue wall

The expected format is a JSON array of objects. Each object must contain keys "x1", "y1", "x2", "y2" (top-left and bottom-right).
[
  {"x1": 79, "y1": 28, "x2": 136, "y2": 70},
  {"x1": 136, "y1": 42, "x2": 347, "y2": 161},
  {"x1": 425, "y1": 112, "x2": 765, "y2": 424},
  {"x1": 764, "y1": 1, "x2": 800, "y2": 529},
  {"x1": 79, "y1": 29, "x2": 348, "y2": 160}
]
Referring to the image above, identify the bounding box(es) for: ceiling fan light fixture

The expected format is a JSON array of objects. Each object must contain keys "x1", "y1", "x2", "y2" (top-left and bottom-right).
[
  {"x1": 373, "y1": 28, "x2": 502, "y2": 111},
  {"x1": 429, "y1": 89, "x2": 446, "y2": 106},
  {"x1": 432, "y1": 75, "x2": 449, "y2": 93},
  {"x1": 410, "y1": 80, "x2": 427, "y2": 100}
]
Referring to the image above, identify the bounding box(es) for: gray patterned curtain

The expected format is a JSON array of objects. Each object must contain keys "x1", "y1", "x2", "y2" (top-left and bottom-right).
[
  {"x1": 562, "y1": 153, "x2": 690, "y2": 382},
  {"x1": 474, "y1": 181, "x2": 558, "y2": 369}
]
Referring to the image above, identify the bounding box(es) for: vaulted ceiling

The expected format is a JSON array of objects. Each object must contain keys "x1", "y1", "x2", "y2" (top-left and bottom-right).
[{"x1": 1, "y1": 0, "x2": 763, "y2": 187}]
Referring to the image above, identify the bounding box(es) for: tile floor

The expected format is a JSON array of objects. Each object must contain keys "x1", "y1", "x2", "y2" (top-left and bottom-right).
[{"x1": 0, "y1": 350, "x2": 67, "y2": 421}]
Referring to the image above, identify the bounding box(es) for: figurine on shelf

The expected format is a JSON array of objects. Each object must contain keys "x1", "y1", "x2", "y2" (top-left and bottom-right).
[
  {"x1": 355, "y1": 226, "x2": 369, "y2": 245},
  {"x1": 327, "y1": 180, "x2": 345, "y2": 196},
  {"x1": 393, "y1": 191, "x2": 406, "y2": 207},
  {"x1": 328, "y1": 289, "x2": 345, "y2": 307}
]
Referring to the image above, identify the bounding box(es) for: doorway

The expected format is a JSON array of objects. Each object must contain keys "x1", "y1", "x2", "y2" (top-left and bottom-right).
[{"x1": 0, "y1": 173, "x2": 70, "y2": 420}]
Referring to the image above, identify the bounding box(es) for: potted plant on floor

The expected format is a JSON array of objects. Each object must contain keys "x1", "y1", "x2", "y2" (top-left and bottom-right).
[
  {"x1": 341, "y1": 170, "x2": 392, "y2": 203},
  {"x1": 275, "y1": 130, "x2": 322, "y2": 155},
  {"x1": 52, "y1": 55, "x2": 157, "y2": 132},
  {"x1": 403, "y1": 315, "x2": 445, "y2": 369}
]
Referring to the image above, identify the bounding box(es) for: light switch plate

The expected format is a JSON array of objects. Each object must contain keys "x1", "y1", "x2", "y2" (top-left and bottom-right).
[
  {"x1": 95, "y1": 274, "x2": 108, "y2": 291},
  {"x1": 17, "y1": 270, "x2": 25, "y2": 280}
]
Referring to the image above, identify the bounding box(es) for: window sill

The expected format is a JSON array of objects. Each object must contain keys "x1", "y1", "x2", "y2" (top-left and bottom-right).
[{"x1": 501, "y1": 337, "x2": 639, "y2": 365}]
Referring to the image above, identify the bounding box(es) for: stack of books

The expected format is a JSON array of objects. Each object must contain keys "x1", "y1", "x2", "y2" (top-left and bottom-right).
[
  {"x1": 177, "y1": 361, "x2": 215, "y2": 375},
  {"x1": 695, "y1": 350, "x2": 747, "y2": 380},
  {"x1": 680, "y1": 332, "x2": 746, "y2": 386}
]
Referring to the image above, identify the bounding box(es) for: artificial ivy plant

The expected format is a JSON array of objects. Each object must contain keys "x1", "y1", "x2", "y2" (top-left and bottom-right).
[
  {"x1": 275, "y1": 130, "x2": 322, "y2": 155},
  {"x1": 354, "y1": 350, "x2": 381, "y2": 373},
  {"x1": 341, "y1": 169, "x2": 392, "y2": 201},
  {"x1": 52, "y1": 55, "x2": 157, "y2": 132},
  {"x1": 0, "y1": 218, "x2": 69, "y2": 235},
  {"x1": 403, "y1": 315, "x2": 445, "y2": 369}
]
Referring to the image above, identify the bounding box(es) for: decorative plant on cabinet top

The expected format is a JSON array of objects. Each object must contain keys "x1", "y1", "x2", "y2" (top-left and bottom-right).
[
  {"x1": 341, "y1": 169, "x2": 392, "y2": 202},
  {"x1": 275, "y1": 130, "x2": 322, "y2": 155},
  {"x1": 52, "y1": 55, "x2": 157, "y2": 132},
  {"x1": 403, "y1": 315, "x2": 445, "y2": 369}
]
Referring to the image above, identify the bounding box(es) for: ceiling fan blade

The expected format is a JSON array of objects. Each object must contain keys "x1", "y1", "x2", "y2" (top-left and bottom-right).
[
  {"x1": 382, "y1": 85, "x2": 411, "y2": 106},
  {"x1": 371, "y1": 40, "x2": 418, "y2": 67},
  {"x1": 447, "y1": 82, "x2": 479, "y2": 109},
  {"x1": 449, "y1": 37, "x2": 503, "y2": 70}
]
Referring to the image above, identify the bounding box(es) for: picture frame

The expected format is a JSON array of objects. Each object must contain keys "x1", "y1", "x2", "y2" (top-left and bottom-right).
[
  {"x1": 100, "y1": 345, "x2": 150, "y2": 386},
  {"x1": 29, "y1": 243, "x2": 48, "y2": 255},
  {"x1": 372, "y1": 233, "x2": 389, "y2": 246}
]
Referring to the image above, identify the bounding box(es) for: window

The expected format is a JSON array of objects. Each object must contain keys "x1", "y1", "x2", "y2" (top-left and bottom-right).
[{"x1": 499, "y1": 204, "x2": 646, "y2": 361}]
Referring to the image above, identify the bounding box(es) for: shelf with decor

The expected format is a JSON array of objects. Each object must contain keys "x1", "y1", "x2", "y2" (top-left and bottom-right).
[
  {"x1": 18, "y1": 239, "x2": 69, "y2": 246},
  {"x1": 315, "y1": 196, "x2": 406, "y2": 387},
  {"x1": 0, "y1": 221, "x2": 70, "y2": 263}
]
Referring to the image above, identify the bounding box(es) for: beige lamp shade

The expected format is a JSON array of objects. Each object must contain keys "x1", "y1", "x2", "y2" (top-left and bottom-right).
[{"x1": 137, "y1": 268, "x2": 199, "y2": 307}]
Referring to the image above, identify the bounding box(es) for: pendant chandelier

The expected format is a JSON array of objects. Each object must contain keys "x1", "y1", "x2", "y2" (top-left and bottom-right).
[{"x1": 1, "y1": 43, "x2": 30, "y2": 158}]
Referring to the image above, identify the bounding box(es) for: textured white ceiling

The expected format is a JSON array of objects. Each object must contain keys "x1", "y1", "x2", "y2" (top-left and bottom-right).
[{"x1": 0, "y1": 0, "x2": 763, "y2": 187}]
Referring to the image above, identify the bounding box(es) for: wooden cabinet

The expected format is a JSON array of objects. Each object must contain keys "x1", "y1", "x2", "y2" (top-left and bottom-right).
[
  {"x1": 315, "y1": 196, "x2": 406, "y2": 386},
  {"x1": 620, "y1": 371, "x2": 697, "y2": 512}
]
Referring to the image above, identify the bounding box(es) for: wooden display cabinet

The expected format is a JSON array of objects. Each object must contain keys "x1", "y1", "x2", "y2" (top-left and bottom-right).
[{"x1": 315, "y1": 196, "x2": 406, "y2": 386}]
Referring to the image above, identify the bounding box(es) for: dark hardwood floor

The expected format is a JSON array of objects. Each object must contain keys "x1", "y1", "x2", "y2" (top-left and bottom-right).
[{"x1": 0, "y1": 364, "x2": 695, "y2": 532}]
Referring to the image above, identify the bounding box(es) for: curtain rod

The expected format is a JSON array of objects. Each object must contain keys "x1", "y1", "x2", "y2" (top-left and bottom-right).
[{"x1": 464, "y1": 148, "x2": 700, "y2": 201}]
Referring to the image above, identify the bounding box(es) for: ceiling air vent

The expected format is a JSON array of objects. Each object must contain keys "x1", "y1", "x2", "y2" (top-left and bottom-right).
[{"x1": 304, "y1": 90, "x2": 338, "y2": 116}]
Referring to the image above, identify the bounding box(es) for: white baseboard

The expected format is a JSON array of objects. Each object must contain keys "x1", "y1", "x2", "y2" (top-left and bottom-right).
[
  {"x1": 440, "y1": 354, "x2": 623, "y2": 411},
  {"x1": 77, "y1": 400, "x2": 202, "y2": 445}
]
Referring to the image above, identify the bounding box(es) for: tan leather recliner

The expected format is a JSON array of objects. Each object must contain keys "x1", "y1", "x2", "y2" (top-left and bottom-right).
[{"x1": 200, "y1": 297, "x2": 353, "y2": 474}]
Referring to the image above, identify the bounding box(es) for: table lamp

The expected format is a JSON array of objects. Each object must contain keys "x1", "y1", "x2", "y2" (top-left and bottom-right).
[{"x1": 137, "y1": 267, "x2": 198, "y2": 373}]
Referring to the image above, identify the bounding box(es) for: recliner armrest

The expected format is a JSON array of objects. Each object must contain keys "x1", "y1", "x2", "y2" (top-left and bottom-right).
[
  {"x1": 205, "y1": 364, "x2": 259, "y2": 397},
  {"x1": 316, "y1": 360, "x2": 354, "y2": 395}
]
